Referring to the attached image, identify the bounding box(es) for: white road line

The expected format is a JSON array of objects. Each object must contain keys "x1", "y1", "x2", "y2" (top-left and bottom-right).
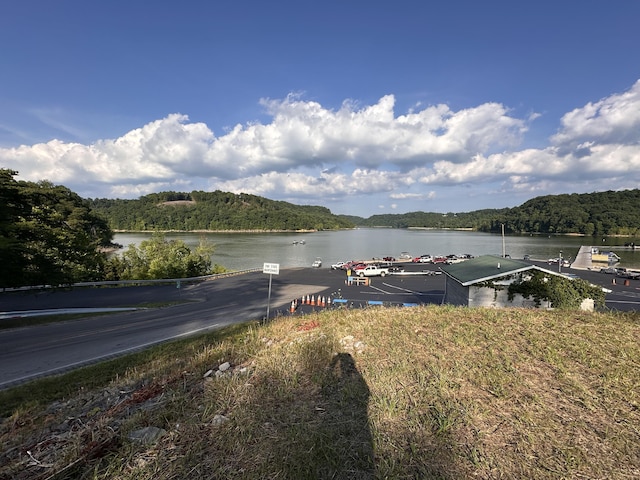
[
  {"x1": 368, "y1": 285, "x2": 390, "y2": 294},
  {"x1": 382, "y1": 282, "x2": 418, "y2": 294}
]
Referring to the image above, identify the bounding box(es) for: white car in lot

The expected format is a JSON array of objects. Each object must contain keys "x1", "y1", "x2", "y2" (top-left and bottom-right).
[
  {"x1": 331, "y1": 261, "x2": 347, "y2": 270},
  {"x1": 548, "y1": 258, "x2": 570, "y2": 267},
  {"x1": 599, "y1": 267, "x2": 617, "y2": 274}
]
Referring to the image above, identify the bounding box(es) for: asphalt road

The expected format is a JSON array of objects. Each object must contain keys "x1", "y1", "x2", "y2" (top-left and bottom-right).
[
  {"x1": 0, "y1": 262, "x2": 638, "y2": 389},
  {"x1": 0, "y1": 267, "x2": 444, "y2": 389}
]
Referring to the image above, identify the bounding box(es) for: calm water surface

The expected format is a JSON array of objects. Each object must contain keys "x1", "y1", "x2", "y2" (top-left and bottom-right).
[{"x1": 114, "y1": 229, "x2": 640, "y2": 271}]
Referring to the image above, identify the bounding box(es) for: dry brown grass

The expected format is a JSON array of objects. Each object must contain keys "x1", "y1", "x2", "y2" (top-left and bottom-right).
[{"x1": 0, "y1": 306, "x2": 638, "y2": 479}]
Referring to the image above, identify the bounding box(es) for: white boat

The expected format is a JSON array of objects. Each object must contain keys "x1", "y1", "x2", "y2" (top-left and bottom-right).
[{"x1": 312, "y1": 257, "x2": 322, "y2": 268}]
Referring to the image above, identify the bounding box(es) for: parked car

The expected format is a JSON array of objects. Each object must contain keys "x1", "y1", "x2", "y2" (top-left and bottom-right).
[
  {"x1": 331, "y1": 261, "x2": 346, "y2": 270},
  {"x1": 388, "y1": 265, "x2": 405, "y2": 273},
  {"x1": 357, "y1": 265, "x2": 389, "y2": 277},
  {"x1": 383, "y1": 256, "x2": 396, "y2": 262},
  {"x1": 312, "y1": 257, "x2": 322, "y2": 268},
  {"x1": 548, "y1": 258, "x2": 570, "y2": 267},
  {"x1": 616, "y1": 268, "x2": 640, "y2": 279},
  {"x1": 399, "y1": 252, "x2": 412, "y2": 260},
  {"x1": 599, "y1": 267, "x2": 616, "y2": 274}
]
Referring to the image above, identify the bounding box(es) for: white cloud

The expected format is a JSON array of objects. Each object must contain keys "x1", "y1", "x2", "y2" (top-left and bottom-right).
[
  {"x1": 551, "y1": 80, "x2": 640, "y2": 148},
  {"x1": 1, "y1": 83, "x2": 639, "y2": 214},
  {"x1": 389, "y1": 192, "x2": 436, "y2": 200}
]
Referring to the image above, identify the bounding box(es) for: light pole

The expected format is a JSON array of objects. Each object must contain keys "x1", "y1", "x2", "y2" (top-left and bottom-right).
[{"x1": 559, "y1": 251, "x2": 563, "y2": 273}]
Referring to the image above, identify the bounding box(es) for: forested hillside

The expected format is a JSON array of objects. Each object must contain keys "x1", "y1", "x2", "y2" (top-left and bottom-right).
[
  {"x1": 88, "y1": 189, "x2": 640, "y2": 235},
  {"x1": 352, "y1": 190, "x2": 640, "y2": 236},
  {"x1": 87, "y1": 191, "x2": 355, "y2": 231},
  {"x1": 0, "y1": 169, "x2": 113, "y2": 288},
  {"x1": 352, "y1": 209, "x2": 510, "y2": 231},
  {"x1": 504, "y1": 190, "x2": 640, "y2": 235}
]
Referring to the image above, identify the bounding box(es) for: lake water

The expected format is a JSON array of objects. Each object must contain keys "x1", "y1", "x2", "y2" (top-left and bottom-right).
[{"x1": 113, "y1": 229, "x2": 640, "y2": 271}]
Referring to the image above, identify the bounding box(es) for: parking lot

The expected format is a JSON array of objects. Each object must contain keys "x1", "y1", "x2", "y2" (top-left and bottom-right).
[
  {"x1": 290, "y1": 260, "x2": 640, "y2": 314},
  {"x1": 295, "y1": 263, "x2": 447, "y2": 312}
]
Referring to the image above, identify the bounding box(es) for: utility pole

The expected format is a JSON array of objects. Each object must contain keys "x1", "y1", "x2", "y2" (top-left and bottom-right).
[{"x1": 559, "y1": 251, "x2": 563, "y2": 273}]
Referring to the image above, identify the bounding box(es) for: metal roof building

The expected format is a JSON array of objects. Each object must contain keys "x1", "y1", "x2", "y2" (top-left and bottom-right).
[{"x1": 440, "y1": 255, "x2": 559, "y2": 308}]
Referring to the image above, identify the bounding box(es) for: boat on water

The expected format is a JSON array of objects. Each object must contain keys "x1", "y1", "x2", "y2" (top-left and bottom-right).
[
  {"x1": 292, "y1": 240, "x2": 306, "y2": 245},
  {"x1": 591, "y1": 247, "x2": 620, "y2": 264}
]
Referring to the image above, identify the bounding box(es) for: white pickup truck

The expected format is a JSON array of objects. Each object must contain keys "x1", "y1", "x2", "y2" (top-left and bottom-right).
[{"x1": 357, "y1": 265, "x2": 389, "y2": 277}]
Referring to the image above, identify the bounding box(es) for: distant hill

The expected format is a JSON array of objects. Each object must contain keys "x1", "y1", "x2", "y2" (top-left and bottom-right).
[
  {"x1": 87, "y1": 191, "x2": 355, "y2": 231},
  {"x1": 504, "y1": 189, "x2": 640, "y2": 236},
  {"x1": 88, "y1": 188, "x2": 640, "y2": 236},
  {"x1": 349, "y1": 189, "x2": 640, "y2": 236}
]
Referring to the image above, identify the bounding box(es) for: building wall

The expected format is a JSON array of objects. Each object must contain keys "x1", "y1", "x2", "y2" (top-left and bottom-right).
[
  {"x1": 445, "y1": 276, "x2": 594, "y2": 311},
  {"x1": 468, "y1": 287, "x2": 546, "y2": 308},
  {"x1": 444, "y1": 277, "x2": 470, "y2": 306}
]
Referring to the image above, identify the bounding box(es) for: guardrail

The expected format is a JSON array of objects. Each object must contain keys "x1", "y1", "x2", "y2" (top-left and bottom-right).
[{"x1": 1, "y1": 268, "x2": 262, "y2": 293}]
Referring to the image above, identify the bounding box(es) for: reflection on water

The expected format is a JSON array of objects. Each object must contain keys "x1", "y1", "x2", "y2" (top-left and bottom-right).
[{"x1": 113, "y1": 229, "x2": 640, "y2": 271}]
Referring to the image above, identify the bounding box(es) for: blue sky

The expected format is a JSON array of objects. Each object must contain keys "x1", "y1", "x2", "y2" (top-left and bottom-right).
[{"x1": 1, "y1": 0, "x2": 639, "y2": 217}]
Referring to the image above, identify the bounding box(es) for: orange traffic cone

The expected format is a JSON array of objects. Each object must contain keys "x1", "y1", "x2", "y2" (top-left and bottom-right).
[
  {"x1": 321, "y1": 296, "x2": 326, "y2": 307},
  {"x1": 289, "y1": 301, "x2": 296, "y2": 313},
  {"x1": 311, "y1": 294, "x2": 316, "y2": 306}
]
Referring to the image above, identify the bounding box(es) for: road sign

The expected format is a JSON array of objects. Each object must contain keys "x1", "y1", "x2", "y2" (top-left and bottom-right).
[{"x1": 263, "y1": 263, "x2": 280, "y2": 275}]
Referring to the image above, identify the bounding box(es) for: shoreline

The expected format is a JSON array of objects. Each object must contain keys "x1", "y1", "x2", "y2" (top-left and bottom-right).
[
  {"x1": 112, "y1": 229, "x2": 321, "y2": 234},
  {"x1": 112, "y1": 228, "x2": 639, "y2": 238}
]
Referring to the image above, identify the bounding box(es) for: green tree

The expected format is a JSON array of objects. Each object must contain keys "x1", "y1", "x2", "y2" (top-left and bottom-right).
[
  {"x1": 508, "y1": 271, "x2": 605, "y2": 309},
  {"x1": 0, "y1": 169, "x2": 30, "y2": 287},
  {"x1": 0, "y1": 170, "x2": 113, "y2": 288},
  {"x1": 109, "y1": 233, "x2": 221, "y2": 280}
]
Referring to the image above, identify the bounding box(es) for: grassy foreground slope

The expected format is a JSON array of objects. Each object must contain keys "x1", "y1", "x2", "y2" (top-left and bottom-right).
[{"x1": 1, "y1": 306, "x2": 639, "y2": 479}]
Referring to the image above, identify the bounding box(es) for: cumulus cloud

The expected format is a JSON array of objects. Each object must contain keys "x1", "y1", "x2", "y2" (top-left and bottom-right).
[
  {"x1": 1, "y1": 82, "x2": 639, "y2": 212},
  {"x1": 551, "y1": 79, "x2": 640, "y2": 149},
  {"x1": 216, "y1": 168, "x2": 413, "y2": 200}
]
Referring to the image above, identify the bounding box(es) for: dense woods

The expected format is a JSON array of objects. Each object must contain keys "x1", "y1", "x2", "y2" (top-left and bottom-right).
[
  {"x1": 0, "y1": 169, "x2": 113, "y2": 288},
  {"x1": 88, "y1": 191, "x2": 354, "y2": 231},
  {"x1": 349, "y1": 190, "x2": 640, "y2": 236}
]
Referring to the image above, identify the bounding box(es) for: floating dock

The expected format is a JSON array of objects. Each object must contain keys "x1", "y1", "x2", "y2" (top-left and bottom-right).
[{"x1": 571, "y1": 246, "x2": 621, "y2": 270}]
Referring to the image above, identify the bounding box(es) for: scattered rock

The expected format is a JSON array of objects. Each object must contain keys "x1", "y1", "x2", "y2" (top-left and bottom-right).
[
  {"x1": 211, "y1": 414, "x2": 229, "y2": 426},
  {"x1": 127, "y1": 426, "x2": 167, "y2": 445},
  {"x1": 203, "y1": 369, "x2": 213, "y2": 378},
  {"x1": 340, "y1": 335, "x2": 366, "y2": 354},
  {"x1": 218, "y1": 361, "x2": 231, "y2": 372}
]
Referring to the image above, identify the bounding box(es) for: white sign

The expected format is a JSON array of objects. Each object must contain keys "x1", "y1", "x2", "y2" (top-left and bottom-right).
[{"x1": 263, "y1": 262, "x2": 280, "y2": 275}]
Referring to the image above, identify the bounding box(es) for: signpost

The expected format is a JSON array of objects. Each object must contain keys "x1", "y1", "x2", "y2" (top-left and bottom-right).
[{"x1": 263, "y1": 263, "x2": 280, "y2": 321}]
